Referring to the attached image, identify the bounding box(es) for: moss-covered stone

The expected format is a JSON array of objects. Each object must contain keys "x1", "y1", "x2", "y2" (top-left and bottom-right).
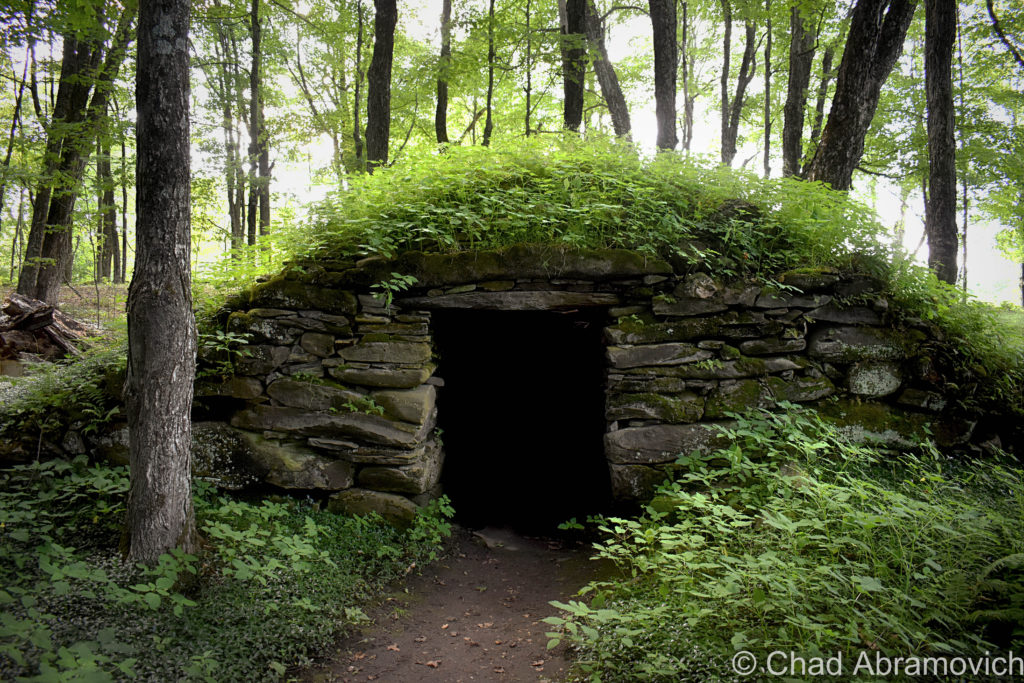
[
  {"x1": 243, "y1": 276, "x2": 358, "y2": 315},
  {"x1": 704, "y1": 380, "x2": 773, "y2": 418},
  {"x1": 816, "y1": 399, "x2": 930, "y2": 448},
  {"x1": 327, "y1": 488, "x2": 419, "y2": 529},
  {"x1": 606, "y1": 391, "x2": 704, "y2": 423},
  {"x1": 776, "y1": 267, "x2": 841, "y2": 292}
]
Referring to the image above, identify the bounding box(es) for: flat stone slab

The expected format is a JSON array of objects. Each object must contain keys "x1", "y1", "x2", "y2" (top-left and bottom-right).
[
  {"x1": 266, "y1": 377, "x2": 364, "y2": 411},
  {"x1": 231, "y1": 404, "x2": 433, "y2": 447},
  {"x1": 808, "y1": 326, "x2": 910, "y2": 363},
  {"x1": 339, "y1": 341, "x2": 432, "y2": 364},
  {"x1": 609, "y1": 464, "x2": 671, "y2": 501},
  {"x1": 371, "y1": 385, "x2": 437, "y2": 424},
  {"x1": 606, "y1": 343, "x2": 713, "y2": 369},
  {"x1": 328, "y1": 363, "x2": 436, "y2": 388},
  {"x1": 328, "y1": 488, "x2": 420, "y2": 528},
  {"x1": 604, "y1": 423, "x2": 734, "y2": 464},
  {"x1": 398, "y1": 290, "x2": 621, "y2": 310}
]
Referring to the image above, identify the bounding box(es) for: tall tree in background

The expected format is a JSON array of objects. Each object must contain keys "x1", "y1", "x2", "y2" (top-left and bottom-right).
[
  {"x1": 560, "y1": 0, "x2": 586, "y2": 132},
  {"x1": 17, "y1": 6, "x2": 135, "y2": 303},
  {"x1": 924, "y1": 0, "x2": 957, "y2": 284},
  {"x1": 585, "y1": 0, "x2": 631, "y2": 138},
  {"x1": 783, "y1": 4, "x2": 817, "y2": 177},
  {"x1": 126, "y1": 0, "x2": 198, "y2": 564},
  {"x1": 483, "y1": 0, "x2": 497, "y2": 145},
  {"x1": 649, "y1": 0, "x2": 677, "y2": 149},
  {"x1": 806, "y1": 0, "x2": 917, "y2": 190},
  {"x1": 366, "y1": 0, "x2": 397, "y2": 168},
  {"x1": 720, "y1": 0, "x2": 756, "y2": 166},
  {"x1": 247, "y1": 0, "x2": 271, "y2": 242},
  {"x1": 435, "y1": 0, "x2": 452, "y2": 144}
]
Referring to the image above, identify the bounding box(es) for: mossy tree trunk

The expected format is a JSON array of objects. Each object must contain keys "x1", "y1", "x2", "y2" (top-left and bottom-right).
[{"x1": 924, "y1": 0, "x2": 957, "y2": 284}]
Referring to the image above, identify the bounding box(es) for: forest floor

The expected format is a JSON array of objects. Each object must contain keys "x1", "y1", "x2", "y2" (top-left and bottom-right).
[{"x1": 300, "y1": 526, "x2": 610, "y2": 683}]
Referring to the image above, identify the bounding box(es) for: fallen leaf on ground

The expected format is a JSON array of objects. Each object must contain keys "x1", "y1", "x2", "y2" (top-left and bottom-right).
[
  {"x1": 477, "y1": 622, "x2": 493, "y2": 628},
  {"x1": 424, "y1": 660, "x2": 441, "y2": 668},
  {"x1": 386, "y1": 644, "x2": 400, "y2": 652},
  {"x1": 414, "y1": 636, "x2": 427, "y2": 643},
  {"x1": 532, "y1": 660, "x2": 544, "y2": 666},
  {"x1": 441, "y1": 623, "x2": 449, "y2": 630},
  {"x1": 493, "y1": 667, "x2": 506, "y2": 674},
  {"x1": 352, "y1": 653, "x2": 366, "y2": 660}
]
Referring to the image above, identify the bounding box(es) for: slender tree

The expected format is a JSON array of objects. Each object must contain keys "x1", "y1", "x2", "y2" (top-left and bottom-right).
[
  {"x1": 561, "y1": 0, "x2": 586, "y2": 132},
  {"x1": 649, "y1": 0, "x2": 677, "y2": 149},
  {"x1": 435, "y1": 0, "x2": 452, "y2": 144},
  {"x1": 126, "y1": 0, "x2": 198, "y2": 564},
  {"x1": 585, "y1": 0, "x2": 631, "y2": 137},
  {"x1": 483, "y1": 0, "x2": 496, "y2": 145},
  {"x1": 924, "y1": 0, "x2": 957, "y2": 284},
  {"x1": 805, "y1": 0, "x2": 918, "y2": 190},
  {"x1": 783, "y1": 4, "x2": 817, "y2": 177},
  {"x1": 366, "y1": 0, "x2": 397, "y2": 168}
]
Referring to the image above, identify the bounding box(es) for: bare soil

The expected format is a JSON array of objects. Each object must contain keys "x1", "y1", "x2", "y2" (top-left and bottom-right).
[{"x1": 302, "y1": 526, "x2": 608, "y2": 683}]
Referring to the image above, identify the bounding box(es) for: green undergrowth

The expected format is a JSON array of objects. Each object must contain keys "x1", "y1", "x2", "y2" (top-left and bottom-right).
[
  {"x1": 0, "y1": 457, "x2": 454, "y2": 681},
  {"x1": 307, "y1": 139, "x2": 895, "y2": 279},
  {"x1": 547, "y1": 406, "x2": 1024, "y2": 682},
  {"x1": 0, "y1": 343, "x2": 126, "y2": 455}
]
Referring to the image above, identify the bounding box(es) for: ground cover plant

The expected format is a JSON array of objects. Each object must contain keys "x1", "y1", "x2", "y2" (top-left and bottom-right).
[
  {"x1": 545, "y1": 405, "x2": 1024, "y2": 682},
  {"x1": 0, "y1": 456, "x2": 454, "y2": 681}
]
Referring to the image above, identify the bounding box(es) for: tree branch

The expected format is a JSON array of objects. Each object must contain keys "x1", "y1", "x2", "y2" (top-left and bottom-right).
[{"x1": 986, "y1": 0, "x2": 1024, "y2": 71}]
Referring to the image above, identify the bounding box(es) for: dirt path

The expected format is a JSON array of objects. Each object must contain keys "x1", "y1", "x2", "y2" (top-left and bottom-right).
[{"x1": 302, "y1": 526, "x2": 605, "y2": 683}]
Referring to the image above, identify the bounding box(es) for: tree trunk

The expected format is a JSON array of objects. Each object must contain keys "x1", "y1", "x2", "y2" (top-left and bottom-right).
[
  {"x1": 924, "y1": 0, "x2": 957, "y2": 284},
  {"x1": 763, "y1": 0, "x2": 771, "y2": 177},
  {"x1": 354, "y1": 0, "x2": 365, "y2": 169},
  {"x1": 435, "y1": 0, "x2": 452, "y2": 144},
  {"x1": 782, "y1": 5, "x2": 816, "y2": 177},
  {"x1": 681, "y1": 2, "x2": 694, "y2": 150},
  {"x1": 247, "y1": 0, "x2": 270, "y2": 240},
  {"x1": 561, "y1": 0, "x2": 586, "y2": 132},
  {"x1": 366, "y1": 0, "x2": 397, "y2": 169},
  {"x1": 119, "y1": 135, "x2": 127, "y2": 282},
  {"x1": 126, "y1": 0, "x2": 198, "y2": 565},
  {"x1": 483, "y1": 0, "x2": 496, "y2": 145},
  {"x1": 722, "y1": 18, "x2": 757, "y2": 166},
  {"x1": 96, "y1": 136, "x2": 119, "y2": 281},
  {"x1": 802, "y1": 44, "x2": 834, "y2": 175},
  {"x1": 649, "y1": 0, "x2": 677, "y2": 149},
  {"x1": 585, "y1": 0, "x2": 630, "y2": 137},
  {"x1": 805, "y1": 0, "x2": 917, "y2": 191},
  {"x1": 524, "y1": 0, "x2": 533, "y2": 136},
  {"x1": 20, "y1": 10, "x2": 135, "y2": 303}
]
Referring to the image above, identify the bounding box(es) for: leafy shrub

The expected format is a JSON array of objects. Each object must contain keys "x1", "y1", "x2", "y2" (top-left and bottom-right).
[
  {"x1": 0, "y1": 457, "x2": 454, "y2": 681},
  {"x1": 546, "y1": 406, "x2": 1024, "y2": 682}
]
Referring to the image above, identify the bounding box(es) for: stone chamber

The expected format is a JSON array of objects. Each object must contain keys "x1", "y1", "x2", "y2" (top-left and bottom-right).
[{"x1": 177, "y1": 244, "x2": 1014, "y2": 528}]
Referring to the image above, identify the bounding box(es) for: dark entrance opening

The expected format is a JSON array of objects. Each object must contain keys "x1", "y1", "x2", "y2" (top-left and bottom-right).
[{"x1": 432, "y1": 308, "x2": 612, "y2": 531}]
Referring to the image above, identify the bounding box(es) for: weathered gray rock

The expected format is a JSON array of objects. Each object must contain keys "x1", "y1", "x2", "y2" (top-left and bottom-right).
[
  {"x1": 339, "y1": 341, "x2": 432, "y2": 364},
  {"x1": 806, "y1": 304, "x2": 881, "y2": 325},
  {"x1": 764, "y1": 374, "x2": 836, "y2": 402},
  {"x1": 328, "y1": 488, "x2": 420, "y2": 528},
  {"x1": 91, "y1": 425, "x2": 130, "y2": 465},
  {"x1": 357, "y1": 443, "x2": 443, "y2": 495},
  {"x1": 608, "y1": 464, "x2": 670, "y2": 501},
  {"x1": 238, "y1": 431, "x2": 354, "y2": 490},
  {"x1": 266, "y1": 377, "x2": 364, "y2": 411},
  {"x1": 606, "y1": 375, "x2": 689, "y2": 393},
  {"x1": 816, "y1": 399, "x2": 930, "y2": 448},
  {"x1": 398, "y1": 290, "x2": 621, "y2": 310},
  {"x1": 195, "y1": 376, "x2": 264, "y2": 400},
  {"x1": 300, "y1": 332, "x2": 335, "y2": 358},
  {"x1": 704, "y1": 380, "x2": 774, "y2": 418},
  {"x1": 249, "y1": 308, "x2": 292, "y2": 317},
  {"x1": 620, "y1": 356, "x2": 802, "y2": 380},
  {"x1": 754, "y1": 292, "x2": 832, "y2": 309},
  {"x1": 606, "y1": 391, "x2": 704, "y2": 423},
  {"x1": 191, "y1": 422, "x2": 263, "y2": 489},
  {"x1": 604, "y1": 423, "x2": 733, "y2": 464},
  {"x1": 652, "y1": 298, "x2": 729, "y2": 317},
  {"x1": 807, "y1": 326, "x2": 909, "y2": 363},
  {"x1": 61, "y1": 430, "x2": 86, "y2": 455},
  {"x1": 231, "y1": 404, "x2": 433, "y2": 447},
  {"x1": 738, "y1": 337, "x2": 807, "y2": 356},
  {"x1": 672, "y1": 274, "x2": 760, "y2": 306},
  {"x1": 328, "y1": 363, "x2": 436, "y2": 388},
  {"x1": 776, "y1": 269, "x2": 840, "y2": 292},
  {"x1": 228, "y1": 312, "x2": 301, "y2": 345},
  {"x1": 897, "y1": 388, "x2": 948, "y2": 412},
  {"x1": 370, "y1": 385, "x2": 437, "y2": 424},
  {"x1": 247, "y1": 278, "x2": 358, "y2": 315},
  {"x1": 606, "y1": 343, "x2": 713, "y2": 369},
  {"x1": 236, "y1": 344, "x2": 290, "y2": 375},
  {"x1": 847, "y1": 362, "x2": 903, "y2": 397},
  {"x1": 605, "y1": 319, "x2": 720, "y2": 345}
]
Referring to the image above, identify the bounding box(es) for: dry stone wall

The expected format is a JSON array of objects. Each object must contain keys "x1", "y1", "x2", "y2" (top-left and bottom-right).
[{"x1": 192, "y1": 245, "x2": 994, "y2": 520}]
